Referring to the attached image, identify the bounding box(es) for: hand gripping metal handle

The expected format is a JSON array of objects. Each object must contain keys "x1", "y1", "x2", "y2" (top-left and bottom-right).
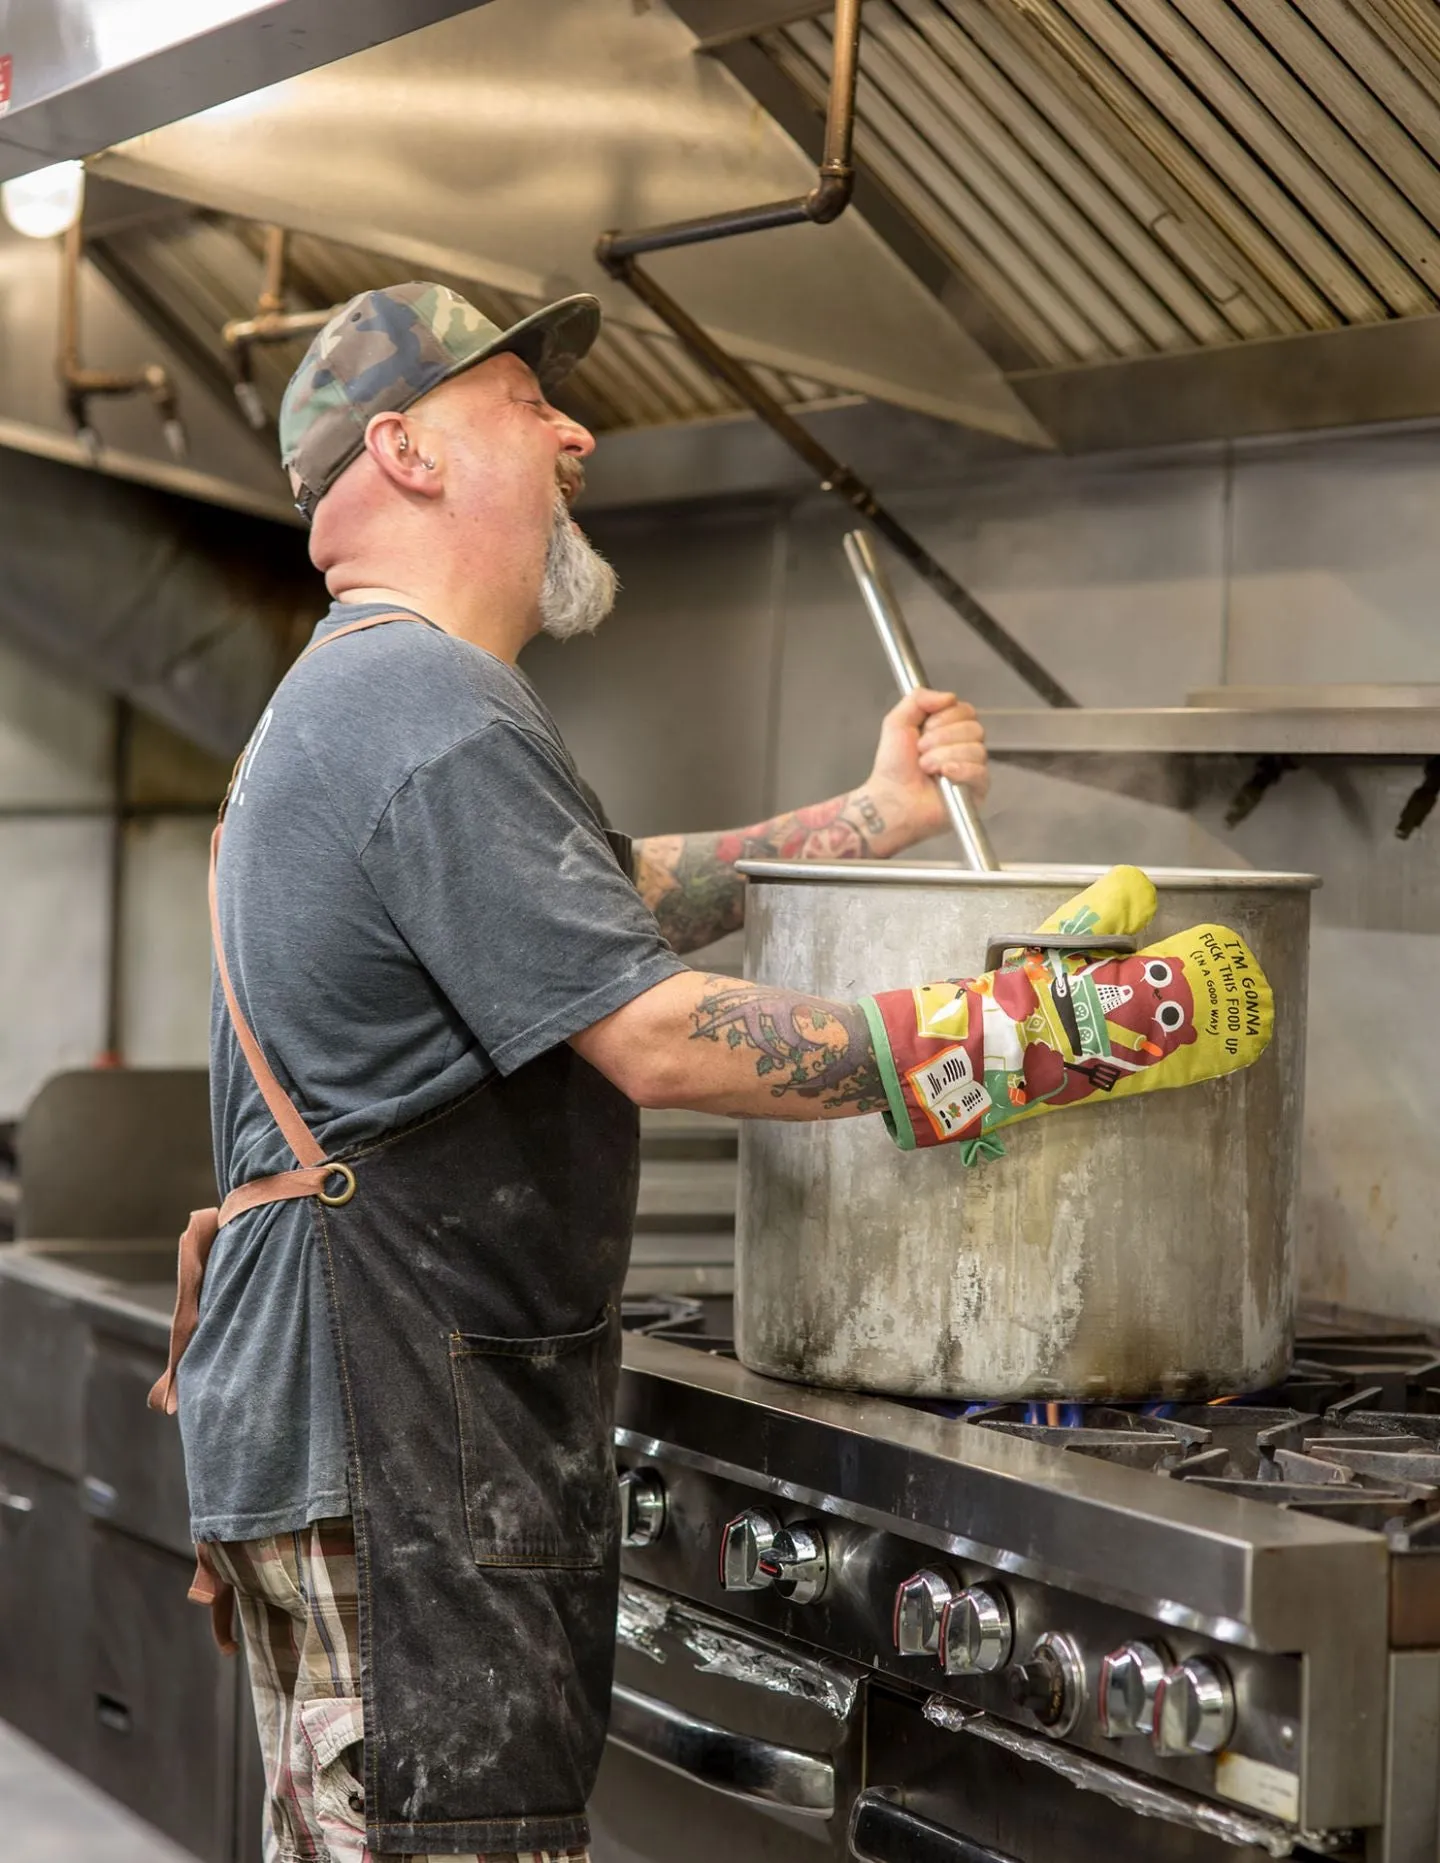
[
  {"x1": 849, "y1": 1789, "x2": 1023, "y2": 1863},
  {"x1": 844, "y1": 530, "x2": 998, "y2": 873},
  {"x1": 608, "y1": 1683, "x2": 835, "y2": 1817},
  {"x1": 983, "y1": 932, "x2": 1138, "y2": 973}
]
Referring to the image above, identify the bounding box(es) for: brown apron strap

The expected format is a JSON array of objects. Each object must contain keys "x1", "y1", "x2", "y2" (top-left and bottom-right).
[
  {"x1": 189, "y1": 1542, "x2": 238, "y2": 1657},
  {"x1": 161, "y1": 609, "x2": 427, "y2": 1651},
  {"x1": 207, "y1": 609, "x2": 430, "y2": 1171},
  {"x1": 207, "y1": 822, "x2": 327, "y2": 1168},
  {"x1": 297, "y1": 610, "x2": 432, "y2": 657},
  {"x1": 147, "y1": 1166, "x2": 341, "y2": 1416}
]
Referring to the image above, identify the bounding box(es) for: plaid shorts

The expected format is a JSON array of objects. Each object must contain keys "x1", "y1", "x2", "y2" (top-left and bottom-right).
[{"x1": 211, "y1": 1517, "x2": 590, "y2": 1863}]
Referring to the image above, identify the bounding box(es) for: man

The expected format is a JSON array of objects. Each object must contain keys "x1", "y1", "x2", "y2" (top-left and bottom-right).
[{"x1": 169, "y1": 283, "x2": 1252, "y2": 1863}]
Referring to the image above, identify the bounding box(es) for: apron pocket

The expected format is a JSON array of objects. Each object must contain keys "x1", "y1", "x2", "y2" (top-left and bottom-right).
[{"x1": 449, "y1": 1309, "x2": 617, "y2": 1569}]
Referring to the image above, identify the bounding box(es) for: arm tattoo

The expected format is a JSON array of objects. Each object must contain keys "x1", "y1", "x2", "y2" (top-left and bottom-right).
[
  {"x1": 687, "y1": 975, "x2": 886, "y2": 1113},
  {"x1": 635, "y1": 790, "x2": 888, "y2": 956}
]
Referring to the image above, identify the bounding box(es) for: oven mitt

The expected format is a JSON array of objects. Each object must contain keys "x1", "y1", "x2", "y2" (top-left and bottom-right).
[{"x1": 859, "y1": 865, "x2": 1273, "y2": 1159}]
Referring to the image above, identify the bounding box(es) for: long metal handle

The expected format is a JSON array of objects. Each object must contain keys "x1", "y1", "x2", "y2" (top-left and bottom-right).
[
  {"x1": 608, "y1": 1683, "x2": 835, "y2": 1817},
  {"x1": 849, "y1": 1789, "x2": 1023, "y2": 1863},
  {"x1": 843, "y1": 531, "x2": 999, "y2": 872}
]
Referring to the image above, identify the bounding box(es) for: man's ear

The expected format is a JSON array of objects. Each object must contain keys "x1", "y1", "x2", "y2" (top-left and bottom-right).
[{"x1": 365, "y1": 413, "x2": 442, "y2": 499}]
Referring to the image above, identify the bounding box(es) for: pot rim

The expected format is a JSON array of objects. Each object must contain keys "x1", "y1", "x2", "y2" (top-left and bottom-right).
[{"x1": 736, "y1": 859, "x2": 1321, "y2": 890}]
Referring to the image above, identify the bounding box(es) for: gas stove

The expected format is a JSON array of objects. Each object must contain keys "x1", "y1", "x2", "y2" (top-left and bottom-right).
[{"x1": 604, "y1": 1315, "x2": 1440, "y2": 1863}]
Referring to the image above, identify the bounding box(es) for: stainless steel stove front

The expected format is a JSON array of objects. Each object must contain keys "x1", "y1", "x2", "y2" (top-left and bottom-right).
[{"x1": 597, "y1": 1333, "x2": 1440, "y2": 1863}]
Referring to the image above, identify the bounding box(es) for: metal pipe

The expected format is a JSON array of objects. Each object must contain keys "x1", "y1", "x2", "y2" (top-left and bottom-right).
[
  {"x1": 98, "y1": 698, "x2": 131, "y2": 1069},
  {"x1": 598, "y1": 0, "x2": 859, "y2": 266},
  {"x1": 597, "y1": 197, "x2": 813, "y2": 263},
  {"x1": 843, "y1": 530, "x2": 998, "y2": 870},
  {"x1": 824, "y1": 0, "x2": 863, "y2": 165},
  {"x1": 598, "y1": 254, "x2": 1076, "y2": 706},
  {"x1": 597, "y1": 1, "x2": 1075, "y2": 707},
  {"x1": 221, "y1": 307, "x2": 334, "y2": 347},
  {"x1": 223, "y1": 226, "x2": 343, "y2": 428},
  {"x1": 58, "y1": 219, "x2": 186, "y2": 460},
  {"x1": 259, "y1": 225, "x2": 287, "y2": 316}
]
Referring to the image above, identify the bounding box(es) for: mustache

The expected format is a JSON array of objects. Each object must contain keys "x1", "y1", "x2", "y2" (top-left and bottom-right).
[{"x1": 555, "y1": 455, "x2": 586, "y2": 504}]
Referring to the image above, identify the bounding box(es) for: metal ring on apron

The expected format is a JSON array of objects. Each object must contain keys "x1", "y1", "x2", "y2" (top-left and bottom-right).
[{"x1": 318, "y1": 1162, "x2": 357, "y2": 1207}]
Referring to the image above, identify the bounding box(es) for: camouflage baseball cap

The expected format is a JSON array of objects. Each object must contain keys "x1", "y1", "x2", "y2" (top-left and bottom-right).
[{"x1": 280, "y1": 281, "x2": 601, "y2": 520}]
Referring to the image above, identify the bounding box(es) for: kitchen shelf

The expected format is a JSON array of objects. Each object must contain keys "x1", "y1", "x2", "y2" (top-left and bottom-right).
[{"x1": 981, "y1": 706, "x2": 1440, "y2": 759}]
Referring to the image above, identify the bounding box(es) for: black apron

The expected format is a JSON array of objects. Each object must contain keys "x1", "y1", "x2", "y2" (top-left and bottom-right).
[{"x1": 153, "y1": 613, "x2": 639, "y2": 1854}]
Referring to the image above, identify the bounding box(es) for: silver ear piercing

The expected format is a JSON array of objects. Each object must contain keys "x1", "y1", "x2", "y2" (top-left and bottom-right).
[{"x1": 397, "y1": 432, "x2": 435, "y2": 469}]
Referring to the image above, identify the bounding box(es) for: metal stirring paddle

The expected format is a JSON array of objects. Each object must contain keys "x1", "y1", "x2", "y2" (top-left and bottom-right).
[{"x1": 843, "y1": 529, "x2": 999, "y2": 872}]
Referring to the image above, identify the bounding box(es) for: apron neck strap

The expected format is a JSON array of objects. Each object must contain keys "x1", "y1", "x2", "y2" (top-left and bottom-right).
[{"x1": 211, "y1": 609, "x2": 430, "y2": 1170}]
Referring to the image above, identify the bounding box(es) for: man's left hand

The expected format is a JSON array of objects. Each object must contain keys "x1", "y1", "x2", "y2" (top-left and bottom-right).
[{"x1": 863, "y1": 688, "x2": 989, "y2": 853}]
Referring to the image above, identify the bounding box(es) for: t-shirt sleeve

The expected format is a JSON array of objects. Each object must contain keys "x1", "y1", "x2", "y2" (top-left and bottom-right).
[{"x1": 359, "y1": 719, "x2": 686, "y2": 1073}]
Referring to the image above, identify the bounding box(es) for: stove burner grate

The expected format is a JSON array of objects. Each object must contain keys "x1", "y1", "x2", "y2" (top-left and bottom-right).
[{"x1": 644, "y1": 1322, "x2": 1440, "y2": 1531}]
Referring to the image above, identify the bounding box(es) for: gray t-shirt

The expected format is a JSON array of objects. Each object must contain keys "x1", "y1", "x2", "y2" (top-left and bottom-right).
[{"x1": 178, "y1": 604, "x2": 686, "y2": 1542}]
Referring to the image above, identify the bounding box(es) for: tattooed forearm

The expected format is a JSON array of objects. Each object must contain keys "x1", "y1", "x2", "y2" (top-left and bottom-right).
[
  {"x1": 686, "y1": 975, "x2": 886, "y2": 1113},
  {"x1": 635, "y1": 789, "x2": 889, "y2": 956}
]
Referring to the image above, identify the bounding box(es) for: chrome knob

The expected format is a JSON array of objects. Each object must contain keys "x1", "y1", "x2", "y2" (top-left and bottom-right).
[
  {"x1": 757, "y1": 1523, "x2": 829, "y2": 1604},
  {"x1": 1005, "y1": 1632, "x2": 1085, "y2": 1738},
  {"x1": 940, "y1": 1586, "x2": 1013, "y2": 1676},
  {"x1": 719, "y1": 1507, "x2": 780, "y2": 1591},
  {"x1": 894, "y1": 1569, "x2": 960, "y2": 1657},
  {"x1": 1152, "y1": 1658, "x2": 1235, "y2": 1756},
  {"x1": 1099, "y1": 1639, "x2": 1171, "y2": 1738},
  {"x1": 618, "y1": 1469, "x2": 666, "y2": 1548}
]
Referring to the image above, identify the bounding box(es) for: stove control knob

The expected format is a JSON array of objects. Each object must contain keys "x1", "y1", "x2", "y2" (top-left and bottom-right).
[
  {"x1": 1099, "y1": 1640, "x2": 1171, "y2": 1738},
  {"x1": 894, "y1": 1569, "x2": 960, "y2": 1657},
  {"x1": 1152, "y1": 1658, "x2": 1236, "y2": 1757},
  {"x1": 719, "y1": 1508, "x2": 780, "y2": 1592},
  {"x1": 1005, "y1": 1632, "x2": 1085, "y2": 1738},
  {"x1": 757, "y1": 1523, "x2": 828, "y2": 1604},
  {"x1": 618, "y1": 1469, "x2": 667, "y2": 1548},
  {"x1": 940, "y1": 1586, "x2": 1013, "y2": 1675}
]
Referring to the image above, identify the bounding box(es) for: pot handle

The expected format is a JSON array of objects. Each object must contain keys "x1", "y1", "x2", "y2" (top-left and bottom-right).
[{"x1": 983, "y1": 933, "x2": 1137, "y2": 973}]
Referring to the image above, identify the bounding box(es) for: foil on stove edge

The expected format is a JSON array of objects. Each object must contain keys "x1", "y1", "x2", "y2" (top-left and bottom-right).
[
  {"x1": 617, "y1": 1582, "x2": 858, "y2": 1718},
  {"x1": 922, "y1": 1698, "x2": 1347, "y2": 1859}
]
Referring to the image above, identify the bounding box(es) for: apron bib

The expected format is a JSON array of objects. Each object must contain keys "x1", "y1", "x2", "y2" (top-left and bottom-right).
[{"x1": 152, "y1": 613, "x2": 638, "y2": 1854}]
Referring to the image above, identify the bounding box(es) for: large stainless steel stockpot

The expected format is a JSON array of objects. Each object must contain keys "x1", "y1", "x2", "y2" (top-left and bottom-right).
[{"x1": 735, "y1": 861, "x2": 1317, "y2": 1401}]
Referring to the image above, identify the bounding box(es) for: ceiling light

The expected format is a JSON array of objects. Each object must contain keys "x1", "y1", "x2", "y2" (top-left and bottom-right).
[{"x1": 1, "y1": 162, "x2": 85, "y2": 240}]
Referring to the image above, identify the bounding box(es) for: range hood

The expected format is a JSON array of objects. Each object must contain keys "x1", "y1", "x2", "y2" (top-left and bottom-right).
[
  {"x1": 689, "y1": 0, "x2": 1440, "y2": 447},
  {"x1": 0, "y1": 0, "x2": 494, "y2": 182},
  {"x1": 87, "y1": 0, "x2": 1047, "y2": 444},
  {"x1": 8, "y1": 0, "x2": 1440, "y2": 520}
]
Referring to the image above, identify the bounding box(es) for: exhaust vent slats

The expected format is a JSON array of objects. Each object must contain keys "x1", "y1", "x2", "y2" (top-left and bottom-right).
[
  {"x1": 891, "y1": 0, "x2": 1229, "y2": 346},
  {"x1": 94, "y1": 218, "x2": 847, "y2": 442},
  {"x1": 1043, "y1": 0, "x2": 1391, "y2": 319},
  {"x1": 998, "y1": 0, "x2": 1341, "y2": 328},
  {"x1": 1109, "y1": 0, "x2": 1436, "y2": 310},
  {"x1": 773, "y1": 18, "x2": 1090, "y2": 361},
  {"x1": 862, "y1": 8, "x2": 1184, "y2": 352},
  {"x1": 1301, "y1": 0, "x2": 1440, "y2": 166},
  {"x1": 757, "y1": 0, "x2": 1440, "y2": 367},
  {"x1": 1238, "y1": 0, "x2": 1440, "y2": 197},
  {"x1": 937, "y1": 0, "x2": 1288, "y2": 336}
]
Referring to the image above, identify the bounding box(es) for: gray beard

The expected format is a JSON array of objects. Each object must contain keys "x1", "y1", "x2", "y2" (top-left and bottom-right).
[{"x1": 538, "y1": 491, "x2": 618, "y2": 640}]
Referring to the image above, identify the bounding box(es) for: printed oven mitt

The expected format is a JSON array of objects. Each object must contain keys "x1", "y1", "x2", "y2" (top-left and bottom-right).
[{"x1": 859, "y1": 865, "x2": 1274, "y2": 1161}]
